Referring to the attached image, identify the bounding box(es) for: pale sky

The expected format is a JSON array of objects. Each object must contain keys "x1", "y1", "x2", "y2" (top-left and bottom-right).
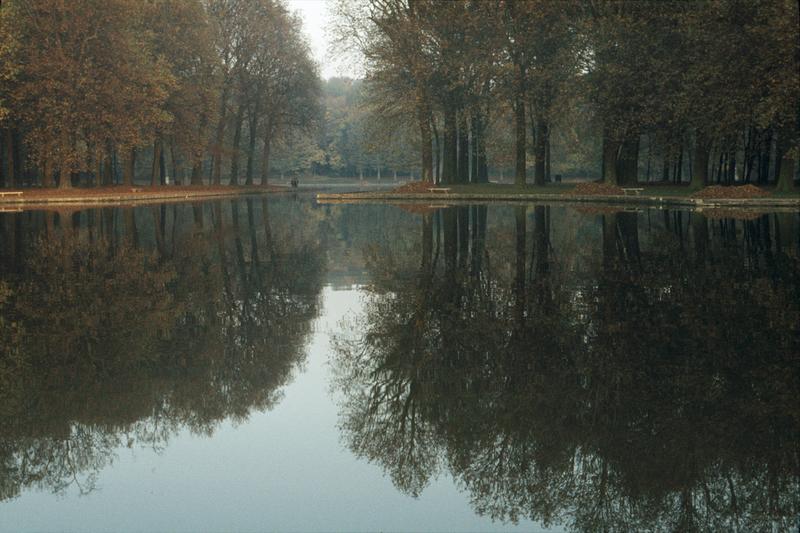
[{"x1": 285, "y1": 0, "x2": 359, "y2": 80}]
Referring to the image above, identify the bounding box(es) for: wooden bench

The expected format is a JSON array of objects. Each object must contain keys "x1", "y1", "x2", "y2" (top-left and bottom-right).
[
  {"x1": 427, "y1": 187, "x2": 452, "y2": 194},
  {"x1": 621, "y1": 188, "x2": 644, "y2": 196},
  {"x1": 0, "y1": 191, "x2": 23, "y2": 197}
]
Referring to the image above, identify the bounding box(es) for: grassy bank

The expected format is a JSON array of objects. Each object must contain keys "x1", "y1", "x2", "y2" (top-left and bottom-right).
[
  {"x1": 443, "y1": 182, "x2": 800, "y2": 198},
  {"x1": 0, "y1": 184, "x2": 286, "y2": 208}
]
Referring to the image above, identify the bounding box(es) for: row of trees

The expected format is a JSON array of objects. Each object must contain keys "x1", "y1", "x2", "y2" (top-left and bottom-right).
[
  {"x1": 335, "y1": 0, "x2": 799, "y2": 190},
  {"x1": 0, "y1": 0, "x2": 319, "y2": 189}
]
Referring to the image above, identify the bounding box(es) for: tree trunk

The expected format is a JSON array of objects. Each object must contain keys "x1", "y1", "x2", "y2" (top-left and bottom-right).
[
  {"x1": 159, "y1": 143, "x2": 167, "y2": 185},
  {"x1": 123, "y1": 147, "x2": 136, "y2": 186},
  {"x1": 417, "y1": 98, "x2": 433, "y2": 182},
  {"x1": 690, "y1": 133, "x2": 709, "y2": 190},
  {"x1": 170, "y1": 144, "x2": 180, "y2": 185},
  {"x1": 245, "y1": 97, "x2": 261, "y2": 185},
  {"x1": 442, "y1": 105, "x2": 457, "y2": 184},
  {"x1": 41, "y1": 159, "x2": 54, "y2": 188},
  {"x1": 457, "y1": 111, "x2": 469, "y2": 184},
  {"x1": 151, "y1": 138, "x2": 162, "y2": 187},
  {"x1": 103, "y1": 140, "x2": 114, "y2": 186},
  {"x1": 514, "y1": 92, "x2": 526, "y2": 185},
  {"x1": 432, "y1": 119, "x2": 440, "y2": 183},
  {"x1": 775, "y1": 133, "x2": 797, "y2": 193},
  {"x1": 618, "y1": 136, "x2": 639, "y2": 185},
  {"x1": 2, "y1": 129, "x2": 14, "y2": 188},
  {"x1": 229, "y1": 99, "x2": 245, "y2": 186},
  {"x1": 212, "y1": 84, "x2": 230, "y2": 184},
  {"x1": 58, "y1": 164, "x2": 71, "y2": 189},
  {"x1": 471, "y1": 112, "x2": 489, "y2": 184},
  {"x1": 534, "y1": 117, "x2": 548, "y2": 186},
  {"x1": 601, "y1": 130, "x2": 620, "y2": 185},
  {"x1": 545, "y1": 133, "x2": 551, "y2": 183},
  {"x1": 260, "y1": 135, "x2": 271, "y2": 186},
  {"x1": 759, "y1": 131, "x2": 772, "y2": 184}
]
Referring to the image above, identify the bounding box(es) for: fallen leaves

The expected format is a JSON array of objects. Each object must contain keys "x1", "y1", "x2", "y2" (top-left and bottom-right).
[
  {"x1": 392, "y1": 181, "x2": 437, "y2": 193},
  {"x1": 568, "y1": 182, "x2": 624, "y2": 196},
  {"x1": 693, "y1": 185, "x2": 770, "y2": 199}
]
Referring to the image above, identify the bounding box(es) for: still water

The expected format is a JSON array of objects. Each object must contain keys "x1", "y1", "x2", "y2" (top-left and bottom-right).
[{"x1": 0, "y1": 195, "x2": 797, "y2": 532}]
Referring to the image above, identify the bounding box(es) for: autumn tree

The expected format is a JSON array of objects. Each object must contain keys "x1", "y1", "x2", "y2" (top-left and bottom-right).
[{"x1": 1, "y1": 0, "x2": 172, "y2": 189}]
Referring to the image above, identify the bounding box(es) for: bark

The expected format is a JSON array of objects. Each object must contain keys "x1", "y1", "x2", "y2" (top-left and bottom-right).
[
  {"x1": 151, "y1": 138, "x2": 163, "y2": 187},
  {"x1": 229, "y1": 99, "x2": 245, "y2": 185},
  {"x1": 159, "y1": 143, "x2": 167, "y2": 184},
  {"x1": 245, "y1": 97, "x2": 261, "y2": 185},
  {"x1": 475, "y1": 116, "x2": 488, "y2": 183},
  {"x1": 514, "y1": 93, "x2": 526, "y2": 185},
  {"x1": 441, "y1": 105, "x2": 457, "y2": 184},
  {"x1": 601, "y1": 131, "x2": 620, "y2": 185},
  {"x1": 417, "y1": 98, "x2": 433, "y2": 182},
  {"x1": 212, "y1": 84, "x2": 230, "y2": 184},
  {"x1": 775, "y1": 133, "x2": 797, "y2": 192},
  {"x1": 122, "y1": 147, "x2": 136, "y2": 186},
  {"x1": 103, "y1": 140, "x2": 114, "y2": 186},
  {"x1": 432, "y1": 119, "x2": 440, "y2": 183},
  {"x1": 260, "y1": 135, "x2": 271, "y2": 186},
  {"x1": 457, "y1": 111, "x2": 469, "y2": 184},
  {"x1": 2, "y1": 129, "x2": 14, "y2": 188},
  {"x1": 758, "y1": 131, "x2": 772, "y2": 184},
  {"x1": 170, "y1": 144, "x2": 180, "y2": 185},
  {"x1": 534, "y1": 117, "x2": 548, "y2": 186},
  {"x1": 58, "y1": 164, "x2": 71, "y2": 189},
  {"x1": 545, "y1": 134, "x2": 551, "y2": 183},
  {"x1": 191, "y1": 158, "x2": 203, "y2": 185},
  {"x1": 618, "y1": 136, "x2": 639, "y2": 185},
  {"x1": 690, "y1": 133, "x2": 710, "y2": 190},
  {"x1": 41, "y1": 159, "x2": 54, "y2": 188}
]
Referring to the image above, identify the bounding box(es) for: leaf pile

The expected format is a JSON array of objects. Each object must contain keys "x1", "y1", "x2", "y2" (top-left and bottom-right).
[
  {"x1": 568, "y1": 182, "x2": 624, "y2": 196},
  {"x1": 693, "y1": 185, "x2": 770, "y2": 199},
  {"x1": 392, "y1": 181, "x2": 437, "y2": 193}
]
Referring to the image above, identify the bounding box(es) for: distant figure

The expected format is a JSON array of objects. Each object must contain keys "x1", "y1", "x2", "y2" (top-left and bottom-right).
[
  {"x1": 290, "y1": 177, "x2": 298, "y2": 188},
  {"x1": 555, "y1": 174, "x2": 562, "y2": 183}
]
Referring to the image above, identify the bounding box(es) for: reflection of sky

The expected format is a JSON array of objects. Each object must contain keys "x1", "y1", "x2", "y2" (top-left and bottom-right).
[{"x1": 0, "y1": 287, "x2": 552, "y2": 533}]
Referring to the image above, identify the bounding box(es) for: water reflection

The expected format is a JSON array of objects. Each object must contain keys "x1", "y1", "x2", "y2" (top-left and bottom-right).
[
  {"x1": 0, "y1": 198, "x2": 325, "y2": 501},
  {"x1": 0, "y1": 199, "x2": 798, "y2": 531},
  {"x1": 333, "y1": 205, "x2": 800, "y2": 531}
]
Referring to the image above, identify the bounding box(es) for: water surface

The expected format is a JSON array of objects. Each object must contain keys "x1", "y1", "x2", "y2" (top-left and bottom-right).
[{"x1": 0, "y1": 196, "x2": 797, "y2": 531}]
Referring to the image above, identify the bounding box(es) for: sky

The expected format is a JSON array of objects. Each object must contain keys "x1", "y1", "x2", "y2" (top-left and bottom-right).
[{"x1": 285, "y1": 0, "x2": 359, "y2": 80}]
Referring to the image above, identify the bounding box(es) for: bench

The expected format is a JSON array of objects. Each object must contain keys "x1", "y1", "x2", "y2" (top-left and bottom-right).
[
  {"x1": 621, "y1": 188, "x2": 644, "y2": 196},
  {"x1": 130, "y1": 187, "x2": 142, "y2": 193},
  {"x1": 427, "y1": 187, "x2": 452, "y2": 194},
  {"x1": 0, "y1": 191, "x2": 23, "y2": 197}
]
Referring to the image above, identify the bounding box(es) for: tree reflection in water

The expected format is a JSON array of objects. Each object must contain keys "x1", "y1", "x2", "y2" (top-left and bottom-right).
[
  {"x1": 332, "y1": 205, "x2": 800, "y2": 531},
  {"x1": 0, "y1": 199, "x2": 325, "y2": 501}
]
